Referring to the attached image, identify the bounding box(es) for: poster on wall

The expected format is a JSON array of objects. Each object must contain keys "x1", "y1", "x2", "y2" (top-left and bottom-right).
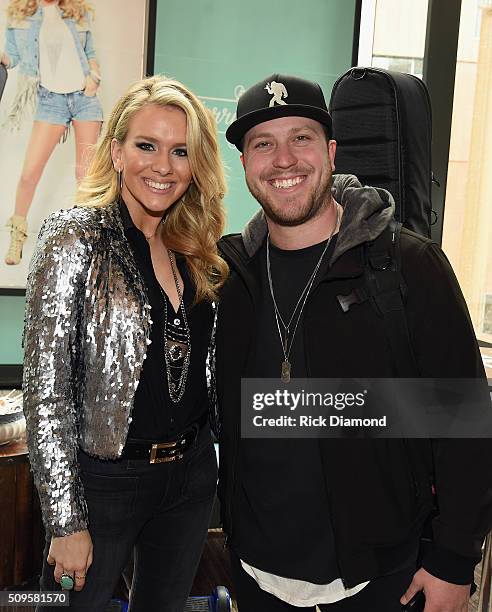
[{"x1": 0, "y1": 0, "x2": 150, "y2": 289}]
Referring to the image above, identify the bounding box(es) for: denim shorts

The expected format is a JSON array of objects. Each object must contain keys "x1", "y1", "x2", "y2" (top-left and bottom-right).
[{"x1": 35, "y1": 85, "x2": 103, "y2": 126}]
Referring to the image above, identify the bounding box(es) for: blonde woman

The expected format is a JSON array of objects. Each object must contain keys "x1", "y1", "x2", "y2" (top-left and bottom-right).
[
  {"x1": 1, "y1": 0, "x2": 102, "y2": 265},
  {"x1": 23, "y1": 75, "x2": 227, "y2": 611}
]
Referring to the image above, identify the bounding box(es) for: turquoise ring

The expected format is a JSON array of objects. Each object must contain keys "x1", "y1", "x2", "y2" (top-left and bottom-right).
[{"x1": 60, "y1": 573, "x2": 74, "y2": 590}]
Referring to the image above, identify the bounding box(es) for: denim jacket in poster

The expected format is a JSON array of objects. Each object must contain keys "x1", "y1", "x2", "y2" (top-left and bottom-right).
[{"x1": 4, "y1": 6, "x2": 96, "y2": 78}]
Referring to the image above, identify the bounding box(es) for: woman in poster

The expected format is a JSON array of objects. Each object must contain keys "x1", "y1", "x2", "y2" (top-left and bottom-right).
[
  {"x1": 23, "y1": 74, "x2": 227, "y2": 611},
  {"x1": 1, "y1": 0, "x2": 102, "y2": 266}
]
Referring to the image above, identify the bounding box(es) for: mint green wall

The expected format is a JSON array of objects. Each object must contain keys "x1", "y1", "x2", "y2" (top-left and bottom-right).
[
  {"x1": 0, "y1": 295, "x2": 25, "y2": 364},
  {"x1": 154, "y1": 0, "x2": 357, "y2": 232}
]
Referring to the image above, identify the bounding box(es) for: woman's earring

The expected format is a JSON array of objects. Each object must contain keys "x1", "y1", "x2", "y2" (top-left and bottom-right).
[{"x1": 117, "y1": 169, "x2": 122, "y2": 191}]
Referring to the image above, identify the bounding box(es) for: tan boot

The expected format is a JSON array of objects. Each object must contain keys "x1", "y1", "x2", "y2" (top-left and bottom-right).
[{"x1": 5, "y1": 215, "x2": 28, "y2": 265}]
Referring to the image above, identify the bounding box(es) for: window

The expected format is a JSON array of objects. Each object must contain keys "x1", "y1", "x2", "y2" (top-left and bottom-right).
[
  {"x1": 441, "y1": 0, "x2": 492, "y2": 344},
  {"x1": 358, "y1": 0, "x2": 428, "y2": 79},
  {"x1": 372, "y1": 55, "x2": 423, "y2": 79}
]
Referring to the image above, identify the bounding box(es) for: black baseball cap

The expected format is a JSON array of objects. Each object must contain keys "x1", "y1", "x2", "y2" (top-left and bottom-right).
[{"x1": 225, "y1": 73, "x2": 332, "y2": 151}]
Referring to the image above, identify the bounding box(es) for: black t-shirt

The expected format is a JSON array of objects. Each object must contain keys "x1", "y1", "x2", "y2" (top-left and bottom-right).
[
  {"x1": 119, "y1": 200, "x2": 212, "y2": 441},
  {"x1": 236, "y1": 235, "x2": 341, "y2": 583}
]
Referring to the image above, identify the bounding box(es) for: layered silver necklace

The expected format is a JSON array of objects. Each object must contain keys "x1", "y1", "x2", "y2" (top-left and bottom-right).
[
  {"x1": 266, "y1": 204, "x2": 340, "y2": 383},
  {"x1": 159, "y1": 251, "x2": 191, "y2": 403}
]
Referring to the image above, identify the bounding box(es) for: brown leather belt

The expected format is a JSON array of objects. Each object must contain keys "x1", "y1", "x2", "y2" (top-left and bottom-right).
[{"x1": 122, "y1": 417, "x2": 205, "y2": 464}]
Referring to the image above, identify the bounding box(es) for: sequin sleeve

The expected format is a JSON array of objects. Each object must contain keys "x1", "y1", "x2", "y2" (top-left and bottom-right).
[{"x1": 23, "y1": 210, "x2": 93, "y2": 537}]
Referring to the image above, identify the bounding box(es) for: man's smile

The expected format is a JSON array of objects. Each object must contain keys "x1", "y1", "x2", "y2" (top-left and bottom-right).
[{"x1": 268, "y1": 175, "x2": 307, "y2": 190}]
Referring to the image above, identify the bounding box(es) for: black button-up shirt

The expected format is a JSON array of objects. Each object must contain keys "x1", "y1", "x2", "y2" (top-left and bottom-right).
[{"x1": 119, "y1": 200, "x2": 213, "y2": 441}]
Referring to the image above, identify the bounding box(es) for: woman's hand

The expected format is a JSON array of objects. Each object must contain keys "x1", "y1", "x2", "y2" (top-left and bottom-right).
[
  {"x1": 83, "y1": 74, "x2": 99, "y2": 97},
  {"x1": 1, "y1": 53, "x2": 10, "y2": 67},
  {"x1": 47, "y1": 529, "x2": 93, "y2": 591}
]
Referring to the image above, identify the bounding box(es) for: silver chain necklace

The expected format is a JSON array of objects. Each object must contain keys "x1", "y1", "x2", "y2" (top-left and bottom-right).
[
  {"x1": 266, "y1": 204, "x2": 340, "y2": 383},
  {"x1": 159, "y1": 251, "x2": 191, "y2": 403}
]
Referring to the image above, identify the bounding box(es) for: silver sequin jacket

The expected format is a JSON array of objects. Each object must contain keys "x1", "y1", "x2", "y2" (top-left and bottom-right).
[{"x1": 23, "y1": 203, "x2": 218, "y2": 537}]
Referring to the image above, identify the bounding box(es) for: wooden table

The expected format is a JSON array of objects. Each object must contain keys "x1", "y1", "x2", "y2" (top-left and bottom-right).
[{"x1": 0, "y1": 436, "x2": 44, "y2": 588}]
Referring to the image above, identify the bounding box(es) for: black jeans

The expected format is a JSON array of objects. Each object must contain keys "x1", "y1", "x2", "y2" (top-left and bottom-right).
[
  {"x1": 38, "y1": 426, "x2": 218, "y2": 612},
  {"x1": 230, "y1": 551, "x2": 416, "y2": 612}
]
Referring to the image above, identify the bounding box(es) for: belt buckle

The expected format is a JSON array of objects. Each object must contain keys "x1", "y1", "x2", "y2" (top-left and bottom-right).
[{"x1": 150, "y1": 440, "x2": 180, "y2": 464}]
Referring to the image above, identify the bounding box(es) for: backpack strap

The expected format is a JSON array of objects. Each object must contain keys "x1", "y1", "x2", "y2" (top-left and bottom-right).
[{"x1": 337, "y1": 219, "x2": 419, "y2": 376}]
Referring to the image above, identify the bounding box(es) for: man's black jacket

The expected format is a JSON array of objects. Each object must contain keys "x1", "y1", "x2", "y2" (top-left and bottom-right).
[{"x1": 216, "y1": 174, "x2": 492, "y2": 587}]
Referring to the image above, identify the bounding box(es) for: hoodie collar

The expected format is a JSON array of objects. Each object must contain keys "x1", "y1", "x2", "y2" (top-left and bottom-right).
[{"x1": 240, "y1": 174, "x2": 395, "y2": 267}]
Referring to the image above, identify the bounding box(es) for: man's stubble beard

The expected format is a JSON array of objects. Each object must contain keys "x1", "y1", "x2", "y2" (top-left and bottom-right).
[{"x1": 246, "y1": 168, "x2": 334, "y2": 228}]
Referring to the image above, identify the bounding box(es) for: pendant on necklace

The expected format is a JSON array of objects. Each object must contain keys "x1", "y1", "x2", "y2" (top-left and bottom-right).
[{"x1": 281, "y1": 360, "x2": 291, "y2": 383}]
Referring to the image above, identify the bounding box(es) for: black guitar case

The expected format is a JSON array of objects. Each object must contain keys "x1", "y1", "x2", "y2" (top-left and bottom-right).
[
  {"x1": 331, "y1": 66, "x2": 440, "y2": 569},
  {"x1": 329, "y1": 67, "x2": 434, "y2": 238}
]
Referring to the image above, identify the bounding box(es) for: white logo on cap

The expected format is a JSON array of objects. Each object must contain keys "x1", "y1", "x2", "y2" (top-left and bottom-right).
[{"x1": 265, "y1": 81, "x2": 288, "y2": 107}]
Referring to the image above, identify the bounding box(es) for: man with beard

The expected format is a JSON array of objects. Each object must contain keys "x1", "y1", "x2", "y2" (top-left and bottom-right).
[{"x1": 216, "y1": 74, "x2": 492, "y2": 611}]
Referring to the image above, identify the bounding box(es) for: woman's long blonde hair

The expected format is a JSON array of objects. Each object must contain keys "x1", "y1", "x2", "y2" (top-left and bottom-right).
[
  {"x1": 7, "y1": 0, "x2": 92, "y2": 22},
  {"x1": 77, "y1": 75, "x2": 228, "y2": 303}
]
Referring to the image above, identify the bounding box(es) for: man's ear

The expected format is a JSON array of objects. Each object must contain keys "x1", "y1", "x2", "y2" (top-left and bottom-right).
[
  {"x1": 328, "y1": 139, "x2": 337, "y2": 172},
  {"x1": 240, "y1": 154, "x2": 245, "y2": 169}
]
